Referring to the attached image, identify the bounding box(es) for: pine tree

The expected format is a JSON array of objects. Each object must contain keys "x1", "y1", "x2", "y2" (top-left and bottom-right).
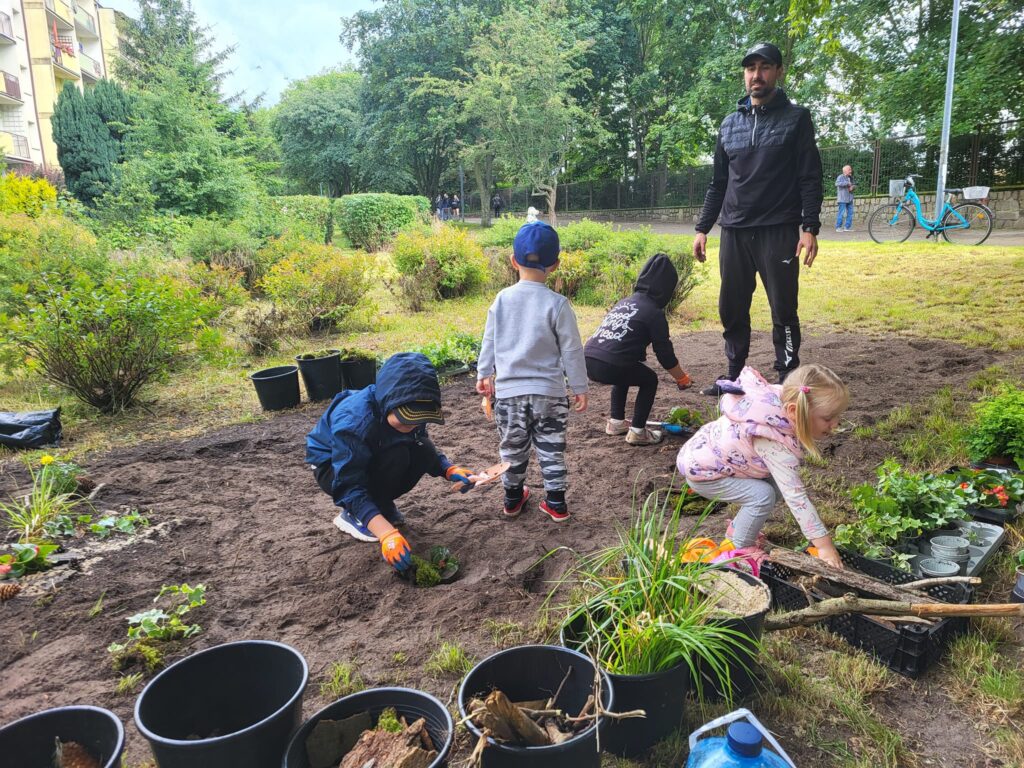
[{"x1": 51, "y1": 82, "x2": 119, "y2": 205}]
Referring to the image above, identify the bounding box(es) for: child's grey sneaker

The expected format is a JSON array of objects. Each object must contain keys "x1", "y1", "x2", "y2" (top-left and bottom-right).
[
  {"x1": 626, "y1": 427, "x2": 664, "y2": 446},
  {"x1": 605, "y1": 418, "x2": 629, "y2": 436},
  {"x1": 333, "y1": 510, "x2": 377, "y2": 542}
]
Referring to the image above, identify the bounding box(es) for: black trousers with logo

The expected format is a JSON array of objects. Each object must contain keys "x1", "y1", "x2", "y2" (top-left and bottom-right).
[
  {"x1": 719, "y1": 224, "x2": 801, "y2": 380},
  {"x1": 314, "y1": 438, "x2": 440, "y2": 509}
]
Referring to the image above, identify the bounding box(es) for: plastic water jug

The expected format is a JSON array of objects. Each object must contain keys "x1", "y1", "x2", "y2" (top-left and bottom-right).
[{"x1": 686, "y1": 709, "x2": 796, "y2": 768}]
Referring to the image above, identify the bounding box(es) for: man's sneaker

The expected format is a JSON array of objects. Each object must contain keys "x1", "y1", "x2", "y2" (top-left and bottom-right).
[
  {"x1": 700, "y1": 375, "x2": 733, "y2": 397},
  {"x1": 333, "y1": 510, "x2": 377, "y2": 542},
  {"x1": 626, "y1": 427, "x2": 663, "y2": 446},
  {"x1": 605, "y1": 418, "x2": 629, "y2": 436},
  {"x1": 843, "y1": 228, "x2": 852, "y2": 232},
  {"x1": 540, "y1": 499, "x2": 570, "y2": 522},
  {"x1": 503, "y1": 486, "x2": 530, "y2": 518},
  {"x1": 835, "y1": 227, "x2": 842, "y2": 232}
]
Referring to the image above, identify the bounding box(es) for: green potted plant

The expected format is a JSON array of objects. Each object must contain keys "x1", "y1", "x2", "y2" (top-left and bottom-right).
[
  {"x1": 952, "y1": 467, "x2": 1024, "y2": 524},
  {"x1": 966, "y1": 387, "x2": 1024, "y2": 471},
  {"x1": 294, "y1": 349, "x2": 342, "y2": 402},
  {"x1": 339, "y1": 348, "x2": 377, "y2": 390},
  {"x1": 552, "y1": 493, "x2": 767, "y2": 756}
]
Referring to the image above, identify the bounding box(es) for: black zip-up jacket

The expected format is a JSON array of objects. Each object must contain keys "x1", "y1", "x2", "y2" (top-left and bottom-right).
[
  {"x1": 584, "y1": 253, "x2": 679, "y2": 370},
  {"x1": 695, "y1": 89, "x2": 823, "y2": 234}
]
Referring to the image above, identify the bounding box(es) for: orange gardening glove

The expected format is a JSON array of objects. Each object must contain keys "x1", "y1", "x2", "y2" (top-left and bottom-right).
[
  {"x1": 676, "y1": 372, "x2": 693, "y2": 390},
  {"x1": 445, "y1": 465, "x2": 473, "y2": 487},
  {"x1": 381, "y1": 531, "x2": 412, "y2": 573}
]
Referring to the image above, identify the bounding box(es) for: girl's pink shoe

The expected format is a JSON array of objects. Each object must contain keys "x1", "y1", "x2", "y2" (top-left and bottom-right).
[{"x1": 711, "y1": 545, "x2": 766, "y2": 579}]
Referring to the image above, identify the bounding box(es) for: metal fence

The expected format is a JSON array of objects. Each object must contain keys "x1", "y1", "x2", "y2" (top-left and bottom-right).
[{"x1": 467, "y1": 120, "x2": 1023, "y2": 214}]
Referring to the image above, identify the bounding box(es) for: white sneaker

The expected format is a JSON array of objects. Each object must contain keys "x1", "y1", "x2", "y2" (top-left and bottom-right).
[
  {"x1": 605, "y1": 418, "x2": 629, "y2": 436},
  {"x1": 333, "y1": 511, "x2": 377, "y2": 542},
  {"x1": 835, "y1": 228, "x2": 842, "y2": 232},
  {"x1": 843, "y1": 228, "x2": 852, "y2": 232},
  {"x1": 626, "y1": 428, "x2": 664, "y2": 446}
]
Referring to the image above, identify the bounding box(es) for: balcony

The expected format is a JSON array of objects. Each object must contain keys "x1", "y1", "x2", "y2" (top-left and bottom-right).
[
  {"x1": 0, "y1": 11, "x2": 16, "y2": 44},
  {"x1": 73, "y1": 3, "x2": 98, "y2": 38},
  {"x1": 78, "y1": 48, "x2": 101, "y2": 80},
  {"x1": 0, "y1": 130, "x2": 31, "y2": 160},
  {"x1": 0, "y1": 71, "x2": 21, "y2": 104},
  {"x1": 51, "y1": 44, "x2": 80, "y2": 78},
  {"x1": 44, "y1": 0, "x2": 74, "y2": 29}
]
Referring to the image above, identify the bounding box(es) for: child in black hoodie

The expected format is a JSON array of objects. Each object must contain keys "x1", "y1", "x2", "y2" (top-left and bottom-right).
[{"x1": 584, "y1": 253, "x2": 692, "y2": 446}]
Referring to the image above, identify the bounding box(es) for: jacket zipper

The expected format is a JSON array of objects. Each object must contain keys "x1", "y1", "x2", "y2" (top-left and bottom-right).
[{"x1": 751, "y1": 109, "x2": 758, "y2": 147}]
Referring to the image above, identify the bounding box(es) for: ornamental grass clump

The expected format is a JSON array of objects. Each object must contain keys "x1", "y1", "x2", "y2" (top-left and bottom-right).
[{"x1": 550, "y1": 489, "x2": 753, "y2": 700}]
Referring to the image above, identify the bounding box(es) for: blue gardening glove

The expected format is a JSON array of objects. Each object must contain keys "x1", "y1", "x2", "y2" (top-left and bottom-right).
[{"x1": 445, "y1": 465, "x2": 474, "y2": 493}]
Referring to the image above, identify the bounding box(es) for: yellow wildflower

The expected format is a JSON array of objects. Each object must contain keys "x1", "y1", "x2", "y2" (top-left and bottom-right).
[{"x1": 40, "y1": 455, "x2": 55, "y2": 466}]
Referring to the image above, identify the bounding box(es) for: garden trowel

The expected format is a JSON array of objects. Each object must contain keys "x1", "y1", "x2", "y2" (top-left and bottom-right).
[{"x1": 452, "y1": 461, "x2": 510, "y2": 493}]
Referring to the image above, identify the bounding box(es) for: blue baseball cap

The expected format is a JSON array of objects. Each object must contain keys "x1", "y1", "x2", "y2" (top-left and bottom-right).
[{"x1": 513, "y1": 222, "x2": 560, "y2": 269}]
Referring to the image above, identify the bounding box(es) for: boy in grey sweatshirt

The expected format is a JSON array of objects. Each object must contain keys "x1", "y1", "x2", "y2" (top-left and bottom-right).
[{"x1": 476, "y1": 221, "x2": 588, "y2": 522}]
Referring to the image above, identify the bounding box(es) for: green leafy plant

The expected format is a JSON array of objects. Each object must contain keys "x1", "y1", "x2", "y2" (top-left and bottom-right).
[
  {"x1": 108, "y1": 583, "x2": 207, "y2": 664},
  {"x1": 664, "y1": 407, "x2": 704, "y2": 428},
  {"x1": 178, "y1": 218, "x2": 261, "y2": 287},
  {"x1": 336, "y1": 193, "x2": 425, "y2": 251},
  {"x1": 965, "y1": 387, "x2": 1024, "y2": 469},
  {"x1": 320, "y1": 660, "x2": 364, "y2": 698},
  {"x1": 952, "y1": 468, "x2": 1024, "y2": 510},
  {"x1": 116, "y1": 672, "x2": 144, "y2": 696},
  {"x1": 45, "y1": 508, "x2": 148, "y2": 540},
  {"x1": 376, "y1": 707, "x2": 404, "y2": 733},
  {"x1": 391, "y1": 226, "x2": 488, "y2": 308},
  {"x1": 1015, "y1": 549, "x2": 1024, "y2": 571},
  {"x1": 0, "y1": 542, "x2": 59, "y2": 579},
  {"x1": 37, "y1": 454, "x2": 84, "y2": 496},
  {"x1": 414, "y1": 331, "x2": 481, "y2": 370},
  {"x1": 424, "y1": 640, "x2": 474, "y2": 676},
  {"x1": 2, "y1": 458, "x2": 87, "y2": 543}
]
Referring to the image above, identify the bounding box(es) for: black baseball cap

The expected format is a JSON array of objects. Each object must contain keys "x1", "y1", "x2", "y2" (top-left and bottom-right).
[
  {"x1": 742, "y1": 43, "x2": 783, "y2": 67},
  {"x1": 392, "y1": 399, "x2": 445, "y2": 426}
]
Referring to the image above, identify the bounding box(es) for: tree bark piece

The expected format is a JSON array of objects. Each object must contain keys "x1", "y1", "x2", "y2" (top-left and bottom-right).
[
  {"x1": 765, "y1": 593, "x2": 1024, "y2": 631},
  {"x1": 767, "y1": 547, "x2": 934, "y2": 604},
  {"x1": 465, "y1": 698, "x2": 515, "y2": 742},
  {"x1": 337, "y1": 717, "x2": 437, "y2": 768},
  {"x1": 484, "y1": 690, "x2": 551, "y2": 746}
]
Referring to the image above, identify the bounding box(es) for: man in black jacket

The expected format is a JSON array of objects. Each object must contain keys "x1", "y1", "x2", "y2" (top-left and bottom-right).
[{"x1": 693, "y1": 42, "x2": 823, "y2": 392}]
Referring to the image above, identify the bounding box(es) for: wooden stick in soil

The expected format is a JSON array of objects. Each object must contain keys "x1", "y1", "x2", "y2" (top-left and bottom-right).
[
  {"x1": 765, "y1": 594, "x2": 1024, "y2": 631},
  {"x1": 546, "y1": 666, "x2": 573, "y2": 710},
  {"x1": 484, "y1": 690, "x2": 551, "y2": 746}
]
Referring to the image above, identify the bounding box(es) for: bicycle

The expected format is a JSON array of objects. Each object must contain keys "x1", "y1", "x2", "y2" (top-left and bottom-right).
[{"x1": 867, "y1": 174, "x2": 994, "y2": 245}]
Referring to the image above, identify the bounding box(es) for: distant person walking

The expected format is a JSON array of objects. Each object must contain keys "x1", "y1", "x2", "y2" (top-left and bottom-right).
[
  {"x1": 441, "y1": 193, "x2": 451, "y2": 222},
  {"x1": 452, "y1": 193, "x2": 461, "y2": 220},
  {"x1": 835, "y1": 165, "x2": 855, "y2": 232},
  {"x1": 491, "y1": 192, "x2": 504, "y2": 220},
  {"x1": 693, "y1": 42, "x2": 823, "y2": 393}
]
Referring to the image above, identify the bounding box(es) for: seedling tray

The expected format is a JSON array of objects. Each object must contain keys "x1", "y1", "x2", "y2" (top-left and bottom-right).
[
  {"x1": 761, "y1": 549, "x2": 973, "y2": 679},
  {"x1": 908, "y1": 519, "x2": 1006, "y2": 577}
]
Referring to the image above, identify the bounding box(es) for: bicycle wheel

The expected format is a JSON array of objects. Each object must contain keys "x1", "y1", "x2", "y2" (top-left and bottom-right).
[
  {"x1": 942, "y1": 203, "x2": 993, "y2": 245},
  {"x1": 868, "y1": 203, "x2": 915, "y2": 243}
]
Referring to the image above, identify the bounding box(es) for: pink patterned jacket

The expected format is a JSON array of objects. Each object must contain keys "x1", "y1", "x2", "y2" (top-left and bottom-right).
[{"x1": 678, "y1": 367, "x2": 803, "y2": 482}]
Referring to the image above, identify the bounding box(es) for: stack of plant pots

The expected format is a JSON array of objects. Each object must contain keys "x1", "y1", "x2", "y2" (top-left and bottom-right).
[{"x1": 925, "y1": 535, "x2": 971, "y2": 575}]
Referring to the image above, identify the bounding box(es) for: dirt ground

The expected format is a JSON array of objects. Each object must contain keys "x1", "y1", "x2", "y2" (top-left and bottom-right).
[{"x1": 0, "y1": 329, "x2": 1016, "y2": 766}]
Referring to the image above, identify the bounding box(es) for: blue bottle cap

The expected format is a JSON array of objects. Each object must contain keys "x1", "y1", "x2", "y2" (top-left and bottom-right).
[{"x1": 727, "y1": 722, "x2": 764, "y2": 757}]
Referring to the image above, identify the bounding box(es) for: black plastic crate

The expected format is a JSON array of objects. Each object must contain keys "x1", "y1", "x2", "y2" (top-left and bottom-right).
[{"x1": 761, "y1": 551, "x2": 973, "y2": 679}]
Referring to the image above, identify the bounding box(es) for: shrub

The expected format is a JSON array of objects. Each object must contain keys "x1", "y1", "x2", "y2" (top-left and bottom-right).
[
  {"x1": 253, "y1": 231, "x2": 313, "y2": 282},
  {"x1": 336, "y1": 193, "x2": 427, "y2": 251},
  {"x1": 0, "y1": 214, "x2": 108, "y2": 317},
  {"x1": 391, "y1": 226, "x2": 487, "y2": 308},
  {"x1": 234, "y1": 302, "x2": 289, "y2": 356},
  {"x1": 474, "y1": 215, "x2": 521, "y2": 247},
  {"x1": 414, "y1": 331, "x2": 482, "y2": 369},
  {"x1": 966, "y1": 387, "x2": 1024, "y2": 469},
  {"x1": 0, "y1": 173, "x2": 58, "y2": 217},
  {"x1": 485, "y1": 246, "x2": 517, "y2": 289},
  {"x1": 558, "y1": 218, "x2": 614, "y2": 251},
  {"x1": 179, "y1": 219, "x2": 261, "y2": 287},
  {"x1": 186, "y1": 263, "x2": 249, "y2": 314},
  {"x1": 547, "y1": 249, "x2": 594, "y2": 299},
  {"x1": 267, "y1": 195, "x2": 334, "y2": 243},
  {"x1": 6, "y1": 274, "x2": 203, "y2": 413},
  {"x1": 261, "y1": 244, "x2": 374, "y2": 330}
]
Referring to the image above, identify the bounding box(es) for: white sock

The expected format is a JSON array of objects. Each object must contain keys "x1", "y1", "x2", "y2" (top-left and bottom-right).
[
  {"x1": 609, "y1": 418, "x2": 626, "y2": 424},
  {"x1": 629, "y1": 426, "x2": 644, "y2": 435}
]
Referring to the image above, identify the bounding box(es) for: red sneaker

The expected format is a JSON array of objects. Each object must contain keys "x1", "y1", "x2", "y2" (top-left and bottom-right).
[
  {"x1": 503, "y1": 486, "x2": 530, "y2": 518},
  {"x1": 540, "y1": 499, "x2": 570, "y2": 523}
]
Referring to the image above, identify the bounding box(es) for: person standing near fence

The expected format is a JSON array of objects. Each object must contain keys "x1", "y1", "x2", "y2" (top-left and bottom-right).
[
  {"x1": 693, "y1": 42, "x2": 823, "y2": 394},
  {"x1": 491, "y1": 192, "x2": 504, "y2": 220},
  {"x1": 835, "y1": 165, "x2": 855, "y2": 231}
]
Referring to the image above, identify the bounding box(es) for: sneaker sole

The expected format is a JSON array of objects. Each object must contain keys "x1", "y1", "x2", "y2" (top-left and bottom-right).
[
  {"x1": 503, "y1": 487, "x2": 530, "y2": 518},
  {"x1": 540, "y1": 501, "x2": 570, "y2": 522},
  {"x1": 333, "y1": 513, "x2": 377, "y2": 542}
]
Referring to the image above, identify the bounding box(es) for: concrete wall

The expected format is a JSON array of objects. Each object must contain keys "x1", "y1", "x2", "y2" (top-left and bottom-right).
[{"x1": 554, "y1": 188, "x2": 1024, "y2": 230}]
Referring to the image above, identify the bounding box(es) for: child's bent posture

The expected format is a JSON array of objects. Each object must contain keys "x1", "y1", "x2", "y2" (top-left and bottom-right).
[{"x1": 678, "y1": 364, "x2": 849, "y2": 569}]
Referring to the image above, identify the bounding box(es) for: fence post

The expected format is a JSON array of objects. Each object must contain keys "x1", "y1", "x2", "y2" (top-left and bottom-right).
[
  {"x1": 589, "y1": 181, "x2": 593, "y2": 211},
  {"x1": 688, "y1": 169, "x2": 694, "y2": 208},
  {"x1": 968, "y1": 124, "x2": 981, "y2": 187},
  {"x1": 616, "y1": 181, "x2": 621, "y2": 210},
  {"x1": 870, "y1": 139, "x2": 881, "y2": 197}
]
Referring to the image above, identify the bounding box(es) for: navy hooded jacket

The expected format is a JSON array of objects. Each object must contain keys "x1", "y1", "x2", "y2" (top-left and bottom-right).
[
  {"x1": 584, "y1": 253, "x2": 680, "y2": 370},
  {"x1": 305, "y1": 353, "x2": 452, "y2": 525}
]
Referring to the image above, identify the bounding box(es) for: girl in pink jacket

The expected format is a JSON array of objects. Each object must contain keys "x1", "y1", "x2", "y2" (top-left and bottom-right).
[{"x1": 677, "y1": 364, "x2": 849, "y2": 569}]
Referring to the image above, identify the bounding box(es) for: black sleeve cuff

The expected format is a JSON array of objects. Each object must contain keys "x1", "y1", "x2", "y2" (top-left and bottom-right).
[{"x1": 801, "y1": 224, "x2": 820, "y2": 236}]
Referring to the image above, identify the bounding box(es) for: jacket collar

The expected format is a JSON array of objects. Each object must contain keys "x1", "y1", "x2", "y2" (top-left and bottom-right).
[{"x1": 736, "y1": 88, "x2": 791, "y2": 115}]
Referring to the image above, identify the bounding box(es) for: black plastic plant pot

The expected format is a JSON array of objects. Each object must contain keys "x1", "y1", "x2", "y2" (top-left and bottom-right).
[
  {"x1": 135, "y1": 640, "x2": 308, "y2": 768},
  {"x1": 250, "y1": 366, "x2": 302, "y2": 411},
  {"x1": 340, "y1": 358, "x2": 376, "y2": 390},
  {"x1": 0, "y1": 705, "x2": 124, "y2": 768},
  {"x1": 560, "y1": 616, "x2": 688, "y2": 758},
  {"x1": 295, "y1": 350, "x2": 342, "y2": 402},
  {"x1": 1012, "y1": 569, "x2": 1024, "y2": 604},
  {"x1": 282, "y1": 687, "x2": 453, "y2": 768},
  {"x1": 696, "y1": 570, "x2": 770, "y2": 703},
  {"x1": 458, "y1": 645, "x2": 614, "y2": 768}
]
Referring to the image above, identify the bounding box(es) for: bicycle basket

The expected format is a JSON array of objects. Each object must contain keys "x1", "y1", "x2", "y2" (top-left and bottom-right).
[
  {"x1": 962, "y1": 186, "x2": 990, "y2": 200},
  {"x1": 888, "y1": 179, "x2": 906, "y2": 198}
]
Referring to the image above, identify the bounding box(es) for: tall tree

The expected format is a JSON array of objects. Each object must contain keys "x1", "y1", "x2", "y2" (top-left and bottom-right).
[{"x1": 273, "y1": 70, "x2": 364, "y2": 197}]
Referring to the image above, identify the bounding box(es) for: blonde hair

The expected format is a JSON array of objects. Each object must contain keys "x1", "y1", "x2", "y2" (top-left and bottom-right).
[{"x1": 780, "y1": 364, "x2": 849, "y2": 458}]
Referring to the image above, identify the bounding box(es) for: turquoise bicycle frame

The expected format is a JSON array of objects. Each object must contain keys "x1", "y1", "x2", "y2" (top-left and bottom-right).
[{"x1": 894, "y1": 186, "x2": 969, "y2": 234}]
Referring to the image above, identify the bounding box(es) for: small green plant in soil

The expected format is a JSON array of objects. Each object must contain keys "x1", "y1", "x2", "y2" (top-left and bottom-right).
[
  {"x1": 320, "y1": 660, "x2": 365, "y2": 698},
  {"x1": 410, "y1": 546, "x2": 459, "y2": 587},
  {"x1": 966, "y1": 386, "x2": 1024, "y2": 469},
  {"x1": 45, "y1": 508, "x2": 149, "y2": 540},
  {"x1": 376, "y1": 707, "x2": 403, "y2": 733},
  {"x1": 89, "y1": 591, "x2": 106, "y2": 618},
  {"x1": 1015, "y1": 549, "x2": 1024, "y2": 571},
  {"x1": 424, "y1": 640, "x2": 474, "y2": 676},
  {"x1": 1, "y1": 458, "x2": 87, "y2": 543},
  {"x1": 108, "y1": 583, "x2": 206, "y2": 668},
  {"x1": 340, "y1": 347, "x2": 375, "y2": 362},
  {"x1": 664, "y1": 407, "x2": 704, "y2": 428},
  {"x1": 116, "y1": 672, "x2": 144, "y2": 696},
  {"x1": 0, "y1": 542, "x2": 59, "y2": 579},
  {"x1": 297, "y1": 349, "x2": 339, "y2": 360},
  {"x1": 411, "y1": 555, "x2": 441, "y2": 587},
  {"x1": 36, "y1": 454, "x2": 84, "y2": 496}
]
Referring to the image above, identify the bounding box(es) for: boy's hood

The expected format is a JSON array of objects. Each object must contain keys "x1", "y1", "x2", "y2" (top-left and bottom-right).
[
  {"x1": 633, "y1": 253, "x2": 678, "y2": 309},
  {"x1": 373, "y1": 353, "x2": 442, "y2": 415}
]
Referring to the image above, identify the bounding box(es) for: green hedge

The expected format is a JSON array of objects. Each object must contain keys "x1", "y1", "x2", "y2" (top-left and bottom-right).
[
  {"x1": 267, "y1": 195, "x2": 334, "y2": 243},
  {"x1": 336, "y1": 193, "x2": 429, "y2": 252}
]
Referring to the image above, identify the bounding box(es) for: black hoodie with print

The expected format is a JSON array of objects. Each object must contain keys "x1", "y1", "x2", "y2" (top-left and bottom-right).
[{"x1": 584, "y1": 253, "x2": 680, "y2": 370}]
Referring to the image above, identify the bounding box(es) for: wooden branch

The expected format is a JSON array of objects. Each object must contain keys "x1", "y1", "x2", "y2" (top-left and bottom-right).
[
  {"x1": 766, "y1": 593, "x2": 1024, "y2": 631},
  {"x1": 546, "y1": 667, "x2": 573, "y2": 710},
  {"x1": 767, "y1": 547, "x2": 933, "y2": 604},
  {"x1": 902, "y1": 576, "x2": 982, "y2": 590},
  {"x1": 484, "y1": 690, "x2": 550, "y2": 746}
]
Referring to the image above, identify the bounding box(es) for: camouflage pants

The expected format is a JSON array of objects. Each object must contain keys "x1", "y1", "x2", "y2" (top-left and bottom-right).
[{"x1": 494, "y1": 395, "x2": 569, "y2": 492}]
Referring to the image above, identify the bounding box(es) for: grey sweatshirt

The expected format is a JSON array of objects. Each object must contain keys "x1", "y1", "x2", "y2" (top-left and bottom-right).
[{"x1": 477, "y1": 280, "x2": 589, "y2": 399}]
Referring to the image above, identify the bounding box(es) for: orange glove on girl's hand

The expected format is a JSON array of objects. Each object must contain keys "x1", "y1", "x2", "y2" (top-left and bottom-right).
[{"x1": 381, "y1": 531, "x2": 412, "y2": 573}]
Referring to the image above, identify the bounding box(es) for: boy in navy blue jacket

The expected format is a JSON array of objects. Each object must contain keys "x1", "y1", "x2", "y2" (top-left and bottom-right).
[{"x1": 306, "y1": 352, "x2": 477, "y2": 573}]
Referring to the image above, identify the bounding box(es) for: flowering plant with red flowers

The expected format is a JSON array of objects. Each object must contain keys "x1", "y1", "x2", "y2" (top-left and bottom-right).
[{"x1": 952, "y1": 468, "x2": 1024, "y2": 509}]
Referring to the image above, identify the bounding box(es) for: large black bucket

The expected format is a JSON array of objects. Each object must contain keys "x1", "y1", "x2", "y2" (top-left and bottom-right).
[
  {"x1": 697, "y1": 569, "x2": 770, "y2": 702},
  {"x1": 296, "y1": 351, "x2": 342, "y2": 402},
  {"x1": 250, "y1": 366, "x2": 301, "y2": 411},
  {"x1": 0, "y1": 705, "x2": 124, "y2": 768},
  {"x1": 340, "y1": 358, "x2": 376, "y2": 390},
  {"x1": 560, "y1": 616, "x2": 688, "y2": 757},
  {"x1": 282, "y1": 687, "x2": 453, "y2": 768},
  {"x1": 135, "y1": 640, "x2": 308, "y2": 768},
  {"x1": 458, "y1": 645, "x2": 614, "y2": 768}
]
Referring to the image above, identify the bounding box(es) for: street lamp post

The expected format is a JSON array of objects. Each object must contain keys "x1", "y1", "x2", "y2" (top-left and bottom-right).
[{"x1": 934, "y1": 0, "x2": 961, "y2": 223}]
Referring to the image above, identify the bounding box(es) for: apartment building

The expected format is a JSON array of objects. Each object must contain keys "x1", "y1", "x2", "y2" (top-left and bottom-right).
[{"x1": 0, "y1": 0, "x2": 123, "y2": 172}]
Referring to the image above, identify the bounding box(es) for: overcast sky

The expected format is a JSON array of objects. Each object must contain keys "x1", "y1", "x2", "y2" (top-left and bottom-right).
[{"x1": 100, "y1": 0, "x2": 377, "y2": 105}]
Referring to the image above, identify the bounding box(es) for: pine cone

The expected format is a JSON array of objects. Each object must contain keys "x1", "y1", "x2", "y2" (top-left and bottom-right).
[
  {"x1": 55, "y1": 740, "x2": 101, "y2": 768},
  {"x1": 75, "y1": 477, "x2": 98, "y2": 496},
  {"x1": 0, "y1": 582, "x2": 22, "y2": 601}
]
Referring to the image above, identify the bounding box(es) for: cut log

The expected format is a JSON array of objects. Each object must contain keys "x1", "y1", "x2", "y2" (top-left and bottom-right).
[
  {"x1": 765, "y1": 594, "x2": 1024, "y2": 631},
  {"x1": 338, "y1": 717, "x2": 436, "y2": 768},
  {"x1": 484, "y1": 690, "x2": 550, "y2": 746},
  {"x1": 465, "y1": 698, "x2": 515, "y2": 742},
  {"x1": 767, "y1": 547, "x2": 934, "y2": 605}
]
